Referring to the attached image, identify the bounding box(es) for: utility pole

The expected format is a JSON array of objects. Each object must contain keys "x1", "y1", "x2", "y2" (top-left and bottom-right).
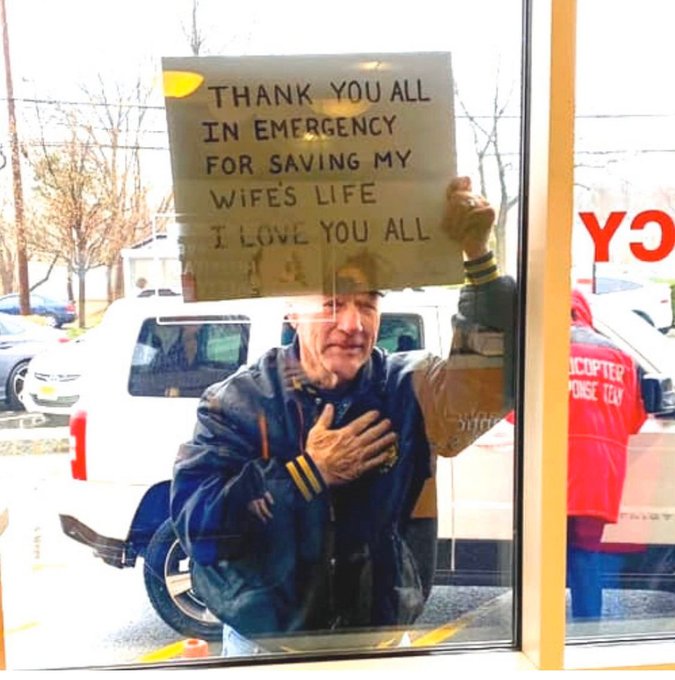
[{"x1": 1, "y1": 0, "x2": 29, "y2": 313}]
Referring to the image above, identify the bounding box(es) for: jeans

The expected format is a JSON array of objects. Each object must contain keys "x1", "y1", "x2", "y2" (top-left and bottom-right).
[
  {"x1": 567, "y1": 516, "x2": 606, "y2": 621},
  {"x1": 221, "y1": 623, "x2": 263, "y2": 657},
  {"x1": 567, "y1": 545, "x2": 602, "y2": 620}
]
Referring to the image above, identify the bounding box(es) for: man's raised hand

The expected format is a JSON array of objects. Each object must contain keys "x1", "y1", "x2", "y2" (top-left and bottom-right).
[{"x1": 441, "y1": 176, "x2": 496, "y2": 260}]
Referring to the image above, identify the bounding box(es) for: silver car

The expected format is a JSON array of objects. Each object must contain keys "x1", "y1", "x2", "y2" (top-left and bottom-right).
[{"x1": 0, "y1": 312, "x2": 67, "y2": 410}]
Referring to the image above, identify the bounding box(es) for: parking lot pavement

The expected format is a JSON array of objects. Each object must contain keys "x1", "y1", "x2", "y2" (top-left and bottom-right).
[{"x1": 0, "y1": 411, "x2": 68, "y2": 456}]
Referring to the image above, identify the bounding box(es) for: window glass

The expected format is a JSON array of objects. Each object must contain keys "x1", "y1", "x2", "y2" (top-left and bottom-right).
[
  {"x1": 377, "y1": 313, "x2": 424, "y2": 353},
  {"x1": 0, "y1": 0, "x2": 524, "y2": 669},
  {"x1": 0, "y1": 296, "x2": 17, "y2": 312},
  {"x1": 594, "y1": 277, "x2": 639, "y2": 294},
  {"x1": 0, "y1": 315, "x2": 26, "y2": 336},
  {"x1": 282, "y1": 311, "x2": 424, "y2": 352},
  {"x1": 568, "y1": 0, "x2": 675, "y2": 641},
  {"x1": 128, "y1": 316, "x2": 250, "y2": 397}
]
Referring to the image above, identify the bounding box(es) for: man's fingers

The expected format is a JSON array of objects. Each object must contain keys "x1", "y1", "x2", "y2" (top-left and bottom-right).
[
  {"x1": 362, "y1": 431, "x2": 398, "y2": 460},
  {"x1": 248, "y1": 497, "x2": 274, "y2": 522},
  {"x1": 361, "y1": 445, "x2": 397, "y2": 473},
  {"x1": 356, "y1": 418, "x2": 393, "y2": 446},
  {"x1": 448, "y1": 176, "x2": 472, "y2": 195},
  {"x1": 247, "y1": 499, "x2": 264, "y2": 521},
  {"x1": 344, "y1": 409, "x2": 381, "y2": 435},
  {"x1": 315, "y1": 403, "x2": 335, "y2": 430},
  {"x1": 259, "y1": 499, "x2": 274, "y2": 520}
]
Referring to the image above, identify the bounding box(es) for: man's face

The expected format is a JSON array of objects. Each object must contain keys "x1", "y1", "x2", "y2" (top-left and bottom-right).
[{"x1": 291, "y1": 292, "x2": 381, "y2": 389}]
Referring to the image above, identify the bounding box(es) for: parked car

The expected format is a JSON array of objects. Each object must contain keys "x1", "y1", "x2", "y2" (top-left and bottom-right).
[
  {"x1": 0, "y1": 312, "x2": 68, "y2": 410},
  {"x1": 576, "y1": 274, "x2": 673, "y2": 333},
  {"x1": 22, "y1": 329, "x2": 98, "y2": 416},
  {"x1": 0, "y1": 293, "x2": 77, "y2": 328},
  {"x1": 53, "y1": 291, "x2": 675, "y2": 641}
]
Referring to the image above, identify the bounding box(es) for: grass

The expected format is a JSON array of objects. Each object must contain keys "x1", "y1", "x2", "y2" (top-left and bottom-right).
[{"x1": 26, "y1": 299, "x2": 111, "y2": 337}]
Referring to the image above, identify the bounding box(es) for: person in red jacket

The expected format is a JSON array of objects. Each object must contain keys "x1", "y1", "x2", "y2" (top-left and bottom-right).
[{"x1": 567, "y1": 288, "x2": 647, "y2": 620}]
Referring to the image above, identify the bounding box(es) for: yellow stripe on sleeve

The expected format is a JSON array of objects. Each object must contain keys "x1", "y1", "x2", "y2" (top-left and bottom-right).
[
  {"x1": 285, "y1": 460, "x2": 312, "y2": 501},
  {"x1": 297, "y1": 456, "x2": 322, "y2": 494}
]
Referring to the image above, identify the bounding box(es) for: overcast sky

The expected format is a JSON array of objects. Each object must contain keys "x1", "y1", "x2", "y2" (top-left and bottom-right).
[
  {"x1": 4, "y1": 0, "x2": 521, "y2": 105},
  {"x1": 2, "y1": 0, "x2": 673, "y2": 112}
]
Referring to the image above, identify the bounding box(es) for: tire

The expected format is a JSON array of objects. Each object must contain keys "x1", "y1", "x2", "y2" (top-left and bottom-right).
[
  {"x1": 43, "y1": 314, "x2": 59, "y2": 328},
  {"x1": 143, "y1": 518, "x2": 222, "y2": 641},
  {"x1": 7, "y1": 361, "x2": 29, "y2": 411},
  {"x1": 403, "y1": 517, "x2": 438, "y2": 602}
]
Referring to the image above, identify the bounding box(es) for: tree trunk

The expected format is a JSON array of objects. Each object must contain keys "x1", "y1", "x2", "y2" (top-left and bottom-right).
[
  {"x1": 0, "y1": 248, "x2": 15, "y2": 293},
  {"x1": 67, "y1": 270, "x2": 74, "y2": 303},
  {"x1": 78, "y1": 269, "x2": 87, "y2": 328},
  {"x1": 113, "y1": 257, "x2": 124, "y2": 300},
  {"x1": 106, "y1": 264, "x2": 113, "y2": 304}
]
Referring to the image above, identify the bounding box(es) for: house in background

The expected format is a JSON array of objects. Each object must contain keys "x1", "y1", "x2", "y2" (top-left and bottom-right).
[{"x1": 121, "y1": 231, "x2": 182, "y2": 297}]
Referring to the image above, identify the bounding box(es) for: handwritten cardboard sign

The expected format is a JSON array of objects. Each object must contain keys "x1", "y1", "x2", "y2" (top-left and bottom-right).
[{"x1": 162, "y1": 53, "x2": 458, "y2": 301}]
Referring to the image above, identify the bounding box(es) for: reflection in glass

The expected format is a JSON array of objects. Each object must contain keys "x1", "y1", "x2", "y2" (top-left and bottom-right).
[
  {"x1": 570, "y1": 0, "x2": 675, "y2": 641},
  {"x1": 0, "y1": 0, "x2": 524, "y2": 668}
]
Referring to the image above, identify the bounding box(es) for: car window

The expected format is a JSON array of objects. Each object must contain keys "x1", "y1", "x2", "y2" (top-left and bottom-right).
[
  {"x1": 280, "y1": 312, "x2": 424, "y2": 352},
  {"x1": 377, "y1": 313, "x2": 424, "y2": 352},
  {"x1": 0, "y1": 319, "x2": 13, "y2": 335},
  {"x1": 595, "y1": 277, "x2": 642, "y2": 293},
  {"x1": 0, "y1": 314, "x2": 29, "y2": 335},
  {"x1": 128, "y1": 316, "x2": 251, "y2": 397},
  {"x1": 593, "y1": 304, "x2": 675, "y2": 378},
  {"x1": 0, "y1": 296, "x2": 17, "y2": 311}
]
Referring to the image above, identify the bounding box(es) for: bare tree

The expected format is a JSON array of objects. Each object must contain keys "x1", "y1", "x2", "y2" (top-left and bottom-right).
[
  {"x1": 80, "y1": 76, "x2": 156, "y2": 303},
  {"x1": 28, "y1": 106, "x2": 105, "y2": 327},
  {"x1": 25, "y1": 71, "x2": 168, "y2": 323},
  {"x1": 180, "y1": 0, "x2": 258, "y2": 56},
  {"x1": 0, "y1": 202, "x2": 16, "y2": 293},
  {"x1": 455, "y1": 78, "x2": 519, "y2": 269},
  {"x1": 183, "y1": 0, "x2": 207, "y2": 56}
]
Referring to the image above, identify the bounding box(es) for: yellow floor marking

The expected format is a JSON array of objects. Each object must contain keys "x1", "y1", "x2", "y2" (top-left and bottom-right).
[
  {"x1": 376, "y1": 636, "x2": 399, "y2": 648},
  {"x1": 31, "y1": 563, "x2": 68, "y2": 572},
  {"x1": 411, "y1": 620, "x2": 467, "y2": 647},
  {"x1": 7, "y1": 621, "x2": 39, "y2": 635},
  {"x1": 138, "y1": 640, "x2": 187, "y2": 663}
]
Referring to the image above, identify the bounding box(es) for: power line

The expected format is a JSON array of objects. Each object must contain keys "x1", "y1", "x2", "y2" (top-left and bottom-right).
[
  {"x1": 2, "y1": 96, "x2": 166, "y2": 111},
  {"x1": 19, "y1": 140, "x2": 170, "y2": 151},
  {"x1": 3, "y1": 96, "x2": 675, "y2": 120}
]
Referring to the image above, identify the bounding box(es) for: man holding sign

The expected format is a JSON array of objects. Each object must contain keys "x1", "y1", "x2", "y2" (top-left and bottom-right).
[{"x1": 170, "y1": 177, "x2": 516, "y2": 652}]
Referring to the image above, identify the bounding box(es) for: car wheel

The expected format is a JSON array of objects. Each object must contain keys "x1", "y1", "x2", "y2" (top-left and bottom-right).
[
  {"x1": 403, "y1": 517, "x2": 438, "y2": 602},
  {"x1": 7, "y1": 361, "x2": 29, "y2": 411},
  {"x1": 143, "y1": 518, "x2": 222, "y2": 641},
  {"x1": 43, "y1": 314, "x2": 59, "y2": 328}
]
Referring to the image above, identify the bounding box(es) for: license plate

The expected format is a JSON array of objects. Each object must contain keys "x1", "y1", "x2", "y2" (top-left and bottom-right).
[{"x1": 38, "y1": 385, "x2": 57, "y2": 399}]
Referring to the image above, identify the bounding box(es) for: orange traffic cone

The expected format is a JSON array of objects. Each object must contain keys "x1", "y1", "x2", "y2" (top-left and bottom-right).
[{"x1": 182, "y1": 638, "x2": 210, "y2": 659}]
